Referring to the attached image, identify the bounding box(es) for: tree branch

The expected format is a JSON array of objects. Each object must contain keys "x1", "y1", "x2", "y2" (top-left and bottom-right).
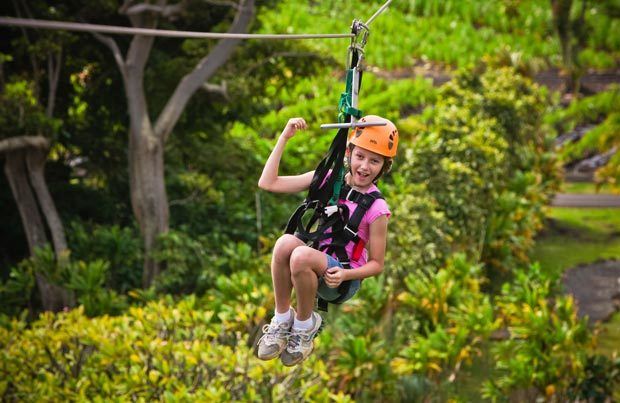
[
  {"x1": 46, "y1": 48, "x2": 62, "y2": 118},
  {"x1": 13, "y1": 0, "x2": 41, "y2": 98},
  {"x1": 123, "y1": 1, "x2": 186, "y2": 19},
  {"x1": 125, "y1": 9, "x2": 158, "y2": 76},
  {"x1": 169, "y1": 189, "x2": 201, "y2": 206},
  {"x1": 202, "y1": 80, "x2": 229, "y2": 100},
  {"x1": 204, "y1": 0, "x2": 240, "y2": 10},
  {"x1": 0, "y1": 135, "x2": 50, "y2": 154},
  {"x1": 118, "y1": 0, "x2": 136, "y2": 15},
  {"x1": 155, "y1": 0, "x2": 255, "y2": 141},
  {"x1": 26, "y1": 147, "x2": 68, "y2": 255},
  {"x1": 91, "y1": 31, "x2": 127, "y2": 80}
]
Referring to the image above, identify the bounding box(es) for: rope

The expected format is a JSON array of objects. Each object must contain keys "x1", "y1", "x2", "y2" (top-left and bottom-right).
[
  {"x1": 365, "y1": 0, "x2": 393, "y2": 26},
  {"x1": 0, "y1": 17, "x2": 353, "y2": 40}
]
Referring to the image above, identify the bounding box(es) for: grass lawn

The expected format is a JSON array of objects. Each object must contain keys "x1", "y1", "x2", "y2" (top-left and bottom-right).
[
  {"x1": 562, "y1": 181, "x2": 618, "y2": 194},
  {"x1": 532, "y1": 207, "x2": 620, "y2": 278},
  {"x1": 596, "y1": 312, "x2": 620, "y2": 357}
]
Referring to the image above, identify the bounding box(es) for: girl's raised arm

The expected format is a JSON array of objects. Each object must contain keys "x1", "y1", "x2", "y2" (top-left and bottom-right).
[{"x1": 258, "y1": 118, "x2": 314, "y2": 193}]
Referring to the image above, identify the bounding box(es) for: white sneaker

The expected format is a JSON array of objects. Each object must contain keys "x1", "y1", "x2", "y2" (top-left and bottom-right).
[
  {"x1": 280, "y1": 311, "x2": 323, "y2": 366},
  {"x1": 257, "y1": 308, "x2": 295, "y2": 360}
]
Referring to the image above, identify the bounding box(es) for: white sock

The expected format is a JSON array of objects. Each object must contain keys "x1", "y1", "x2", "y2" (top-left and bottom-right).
[
  {"x1": 274, "y1": 308, "x2": 292, "y2": 324},
  {"x1": 293, "y1": 314, "x2": 314, "y2": 331}
]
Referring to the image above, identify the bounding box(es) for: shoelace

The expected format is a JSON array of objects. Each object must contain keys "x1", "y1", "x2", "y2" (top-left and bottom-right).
[
  {"x1": 260, "y1": 321, "x2": 291, "y2": 344},
  {"x1": 287, "y1": 329, "x2": 313, "y2": 352}
]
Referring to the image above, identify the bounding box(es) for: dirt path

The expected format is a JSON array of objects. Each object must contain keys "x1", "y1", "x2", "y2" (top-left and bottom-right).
[{"x1": 552, "y1": 193, "x2": 620, "y2": 207}]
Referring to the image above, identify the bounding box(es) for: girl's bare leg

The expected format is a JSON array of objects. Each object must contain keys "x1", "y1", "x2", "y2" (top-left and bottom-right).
[
  {"x1": 271, "y1": 234, "x2": 304, "y2": 313},
  {"x1": 289, "y1": 246, "x2": 329, "y2": 320}
]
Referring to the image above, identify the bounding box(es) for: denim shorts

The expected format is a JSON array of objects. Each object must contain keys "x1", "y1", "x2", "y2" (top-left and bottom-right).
[{"x1": 317, "y1": 254, "x2": 361, "y2": 303}]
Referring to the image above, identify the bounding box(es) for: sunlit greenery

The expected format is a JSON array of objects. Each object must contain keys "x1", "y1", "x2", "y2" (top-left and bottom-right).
[
  {"x1": 532, "y1": 207, "x2": 620, "y2": 277},
  {"x1": 1, "y1": 0, "x2": 619, "y2": 400},
  {"x1": 562, "y1": 181, "x2": 617, "y2": 194},
  {"x1": 258, "y1": 0, "x2": 619, "y2": 70}
]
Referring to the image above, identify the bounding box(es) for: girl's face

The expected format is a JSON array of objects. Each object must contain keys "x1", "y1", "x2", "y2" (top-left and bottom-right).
[{"x1": 349, "y1": 146, "x2": 385, "y2": 188}]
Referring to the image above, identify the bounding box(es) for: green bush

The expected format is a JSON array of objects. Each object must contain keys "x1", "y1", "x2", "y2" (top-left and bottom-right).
[
  {"x1": 0, "y1": 246, "x2": 128, "y2": 318},
  {"x1": 65, "y1": 260, "x2": 128, "y2": 317},
  {"x1": 0, "y1": 247, "x2": 63, "y2": 317},
  {"x1": 0, "y1": 80, "x2": 60, "y2": 139},
  {"x1": 570, "y1": 354, "x2": 620, "y2": 401},
  {"x1": 390, "y1": 67, "x2": 559, "y2": 278},
  {"x1": 0, "y1": 257, "x2": 36, "y2": 317},
  {"x1": 549, "y1": 86, "x2": 620, "y2": 190},
  {"x1": 391, "y1": 255, "x2": 496, "y2": 398},
  {"x1": 483, "y1": 263, "x2": 592, "y2": 400},
  {"x1": 150, "y1": 229, "x2": 217, "y2": 295},
  {"x1": 67, "y1": 222, "x2": 142, "y2": 293},
  {"x1": 0, "y1": 290, "x2": 345, "y2": 401}
]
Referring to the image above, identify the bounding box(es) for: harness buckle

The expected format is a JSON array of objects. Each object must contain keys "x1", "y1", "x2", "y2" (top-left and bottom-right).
[
  {"x1": 346, "y1": 188, "x2": 355, "y2": 201},
  {"x1": 324, "y1": 205, "x2": 339, "y2": 217},
  {"x1": 344, "y1": 225, "x2": 357, "y2": 238}
]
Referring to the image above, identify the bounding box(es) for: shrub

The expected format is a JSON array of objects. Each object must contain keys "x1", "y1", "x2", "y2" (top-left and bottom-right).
[
  {"x1": 483, "y1": 263, "x2": 591, "y2": 400},
  {"x1": 67, "y1": 222, "x2": 142, "y2": 293},
  {"x1": 550, "y1": 86, "x2": 620, "y2": 191},
  {"x1": 0, "y1": 292, "x2": 337, "y2": 401},
  {"x1": 0, "y1": 246, "x2": 127, "y2": 318},
  {"x1": 150, "y1": 229, "x2": 217, "y2": 295},
  {"x1": 391, "y1": 255, "x2": 497, "y2": 398},
  {"x1": 392, "y1": 67, "x2": 559, "y2": 278}
]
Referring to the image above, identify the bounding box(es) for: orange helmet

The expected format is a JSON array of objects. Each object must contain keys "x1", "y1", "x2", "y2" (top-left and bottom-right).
[{"x1": 348, "y1": 115, "x2": 399, "y2": 158}]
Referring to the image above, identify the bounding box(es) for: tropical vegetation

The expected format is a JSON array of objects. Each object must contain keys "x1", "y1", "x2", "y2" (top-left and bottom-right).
[{"x1": 1, "y1": 0, "x2": 619, "y2": 400}]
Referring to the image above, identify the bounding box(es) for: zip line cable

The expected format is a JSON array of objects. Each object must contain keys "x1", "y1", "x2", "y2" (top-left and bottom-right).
[
  {"x1": 0, "y1": 1, "x2": 392, "y2": 40},
  {"x1": 0, "y1": 17, "x2": 352, "y2": 40},
  {"x1": 365, "y1": 0, "x2": 392, "y2": 26}
]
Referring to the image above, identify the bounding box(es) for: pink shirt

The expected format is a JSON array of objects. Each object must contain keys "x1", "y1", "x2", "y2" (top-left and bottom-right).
[{"x1": 320, "y1": 183, "x2": 391, "y2": 268}]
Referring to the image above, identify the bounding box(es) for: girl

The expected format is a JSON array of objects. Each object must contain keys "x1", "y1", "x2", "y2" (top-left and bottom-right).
[{"x1": 257, "y1": 115, "x2": 398, "y2": 366}]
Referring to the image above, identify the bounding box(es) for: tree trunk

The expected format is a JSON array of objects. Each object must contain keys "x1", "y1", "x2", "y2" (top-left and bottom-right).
[
  {"x1": 3, "y1": 147, "x2": 74, "y2": 311},
  {"x1": 129, "y1": 115, "x2": 168, "y2": 288},
  {"x1": 4, "y1": 150, "x2": 47, "y2": 252},
  {"x1": 26, "y1": 148, "x2": 68, "y2": 256},
  {"x1": 122, "y1": 36, "x2": 169, "y2": 288},
  {"x1": 550, "y1": 0, "x2": 586, "y2": 95},
  {"x1": 551, "y1": 0, "x2": 573, "y2": 90},
  {"x1": 34, "y1": 272, "x2": 73, "y2": 312},
  {"x1": 95, "y1": 0, "x2": 255, "y2": 287}
]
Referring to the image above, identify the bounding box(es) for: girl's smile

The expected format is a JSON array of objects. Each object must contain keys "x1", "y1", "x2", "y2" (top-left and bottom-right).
[{"x1": 348, "y1": 146, "x2": 385, "y2": 190}]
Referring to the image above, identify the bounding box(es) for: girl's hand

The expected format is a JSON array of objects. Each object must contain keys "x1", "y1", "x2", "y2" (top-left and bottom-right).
[
  {"x1": 281, "y1": 117, "x2": 307, "y2": 140},
  {"x1": 324, "y1": 267, "x2": 346, "y2": 288}
]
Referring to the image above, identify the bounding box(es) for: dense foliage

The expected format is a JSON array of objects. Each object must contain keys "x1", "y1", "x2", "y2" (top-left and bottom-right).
[
  {"x1": 1, "y1": 0, "x2": 619, "y2": 400},
  {"x1": 549, "y1": 86, "x2": 620, "y2": 190},
  {"x1": 259, "y1": 0, "x2": 620, "y2": 70}
]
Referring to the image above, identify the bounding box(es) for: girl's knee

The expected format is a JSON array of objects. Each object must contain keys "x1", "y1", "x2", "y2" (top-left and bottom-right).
[
  {"x1": 274, "y1": 234, "x2": 300, "y2": 251},
  {"x1": 273, "y1": 234, "x2": 303, "y2": 263},
  {"x1": 289, "y1": 246, "x2": 319, "y2": 276}
]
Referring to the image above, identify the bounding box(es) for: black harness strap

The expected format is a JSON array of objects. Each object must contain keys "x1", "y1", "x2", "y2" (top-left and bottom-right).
[
  {"x1": 316, "y1": 184, "x2": 383, "y2": 310},
  {"x1": 284, "y1": 126, "x2": 349, "y2": 243},
  {"x1": 283, "y1": 22, "x2": 377, "y2": 312}
]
